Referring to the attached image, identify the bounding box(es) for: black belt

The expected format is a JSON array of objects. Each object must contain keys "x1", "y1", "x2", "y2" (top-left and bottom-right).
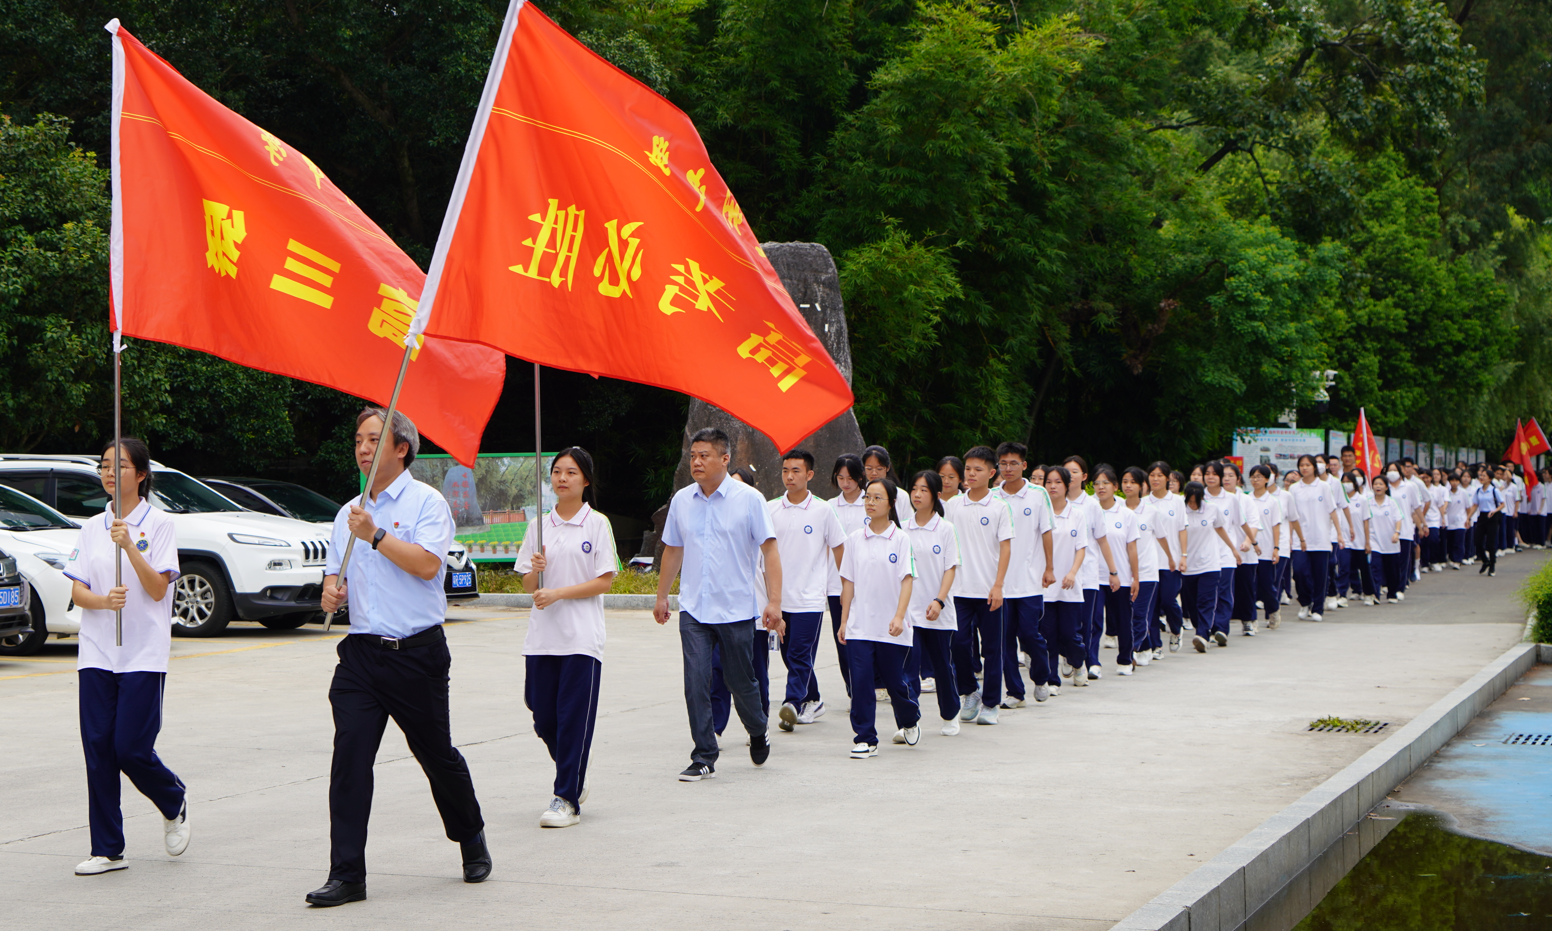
[{"x1": 355, "y1": 625, "x2": 444, "y2": 651}]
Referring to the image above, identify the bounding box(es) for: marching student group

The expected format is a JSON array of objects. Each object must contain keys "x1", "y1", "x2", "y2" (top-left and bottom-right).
[{"x1": 62, "y1": 414, "x2": 1545, "y2": 906}]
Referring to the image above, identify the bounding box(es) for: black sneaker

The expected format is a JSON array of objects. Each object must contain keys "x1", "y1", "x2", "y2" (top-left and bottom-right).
[
  {"x1": 750, "y1": 731, "x2": 771, "y2": 765},
  {"x1": 678, "y1": 762, "x2": 715, "y2": 782},
  {"x1": 1489, "y1": 568, "x2": 1496, "y2": 577}
]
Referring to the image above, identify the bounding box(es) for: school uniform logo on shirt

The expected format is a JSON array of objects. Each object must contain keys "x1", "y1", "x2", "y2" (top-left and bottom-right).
[
  {"x1": 1114, "y1": 521, "x2": 1122, "y2": 529},
  {"x1": 932, "y1": 544, "x2": 942, "y2": 554},
  {"x1": 135, "y1": 539, "x2": 149, "y2": 552},
  {"x1": 582, "y1": 541, "x2": 593, "y2": 553},
  {"x1": 804, "y1": 525, "x2": 813, "y2": 534},
  {"x1": 1070, "y1": 529, "x2": 1078, "y2": 537},
  {"x1": 980, "y1": 516, "x2": 989, "y2": 525},
  {"x1": 1024, "y1": 507, "x2": 1032, "y2": 516},
  {"x1": 889, "y1": 553, "x2": 898, "y2": 563}
]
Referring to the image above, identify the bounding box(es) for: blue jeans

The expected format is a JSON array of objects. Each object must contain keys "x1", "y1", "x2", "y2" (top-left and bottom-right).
[
  {"x1": 681, "y1": 613, "x2": 767, "y2": 766},
  {"x1": 711, "y1": 627, "x2": 769, "y2": 735}
]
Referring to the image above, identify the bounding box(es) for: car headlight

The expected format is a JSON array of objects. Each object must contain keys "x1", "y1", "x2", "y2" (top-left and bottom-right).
[
  {"x1": 34, "y1": 552, "x2": 68, "y2": 570},
  {"x1": 228, "y1": 533, "x2": 290, "y2": 547}
]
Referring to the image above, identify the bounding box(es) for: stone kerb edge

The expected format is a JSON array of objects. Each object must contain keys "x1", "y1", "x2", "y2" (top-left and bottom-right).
[
  {"x1": 1111, "y1": 640, "x2": 1539, "y2": 931},
  {"x1": 474, "y1": 593, "x2": 679, "y2": 610}
]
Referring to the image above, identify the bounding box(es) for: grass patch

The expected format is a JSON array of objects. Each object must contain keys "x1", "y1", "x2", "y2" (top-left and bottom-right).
[
  {"x1": 1520, "y1": 557, "x2": 1552, "y2": 643},
  {"x1": 478, "y1": 567, "x2": 677, "y2": 596},
  {"x1": 1309, "y1": 716, "x2": 1382, "y2": 732}
]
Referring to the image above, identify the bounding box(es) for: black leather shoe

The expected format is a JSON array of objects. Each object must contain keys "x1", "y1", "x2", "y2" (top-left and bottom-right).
[
  {"x1": 305, "y1": 879, "x2": 366, "y2": 907},
  {"x1": 461, "y1": 830, "x2": 492, "y2": 883}
]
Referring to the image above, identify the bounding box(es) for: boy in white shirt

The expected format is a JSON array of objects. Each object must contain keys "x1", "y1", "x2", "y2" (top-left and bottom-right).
[
  {"x1": 768, "y1": 450, "x2": 847, "y2": 733},
  {"x1": 993, "y1": 442, "x2": 1055, "y2": 706},
  {"x1": 944, "y1": 445, "x2": 1013, "y2": 725}
]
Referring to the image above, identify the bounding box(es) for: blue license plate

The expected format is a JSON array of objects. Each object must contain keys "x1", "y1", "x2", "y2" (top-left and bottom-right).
[
  {"x1": 450, "y1": 571, "x2": 474, "y2": 589},
  {"x1": 0, "y1": 586, "x2": 20, "y2": 608}
]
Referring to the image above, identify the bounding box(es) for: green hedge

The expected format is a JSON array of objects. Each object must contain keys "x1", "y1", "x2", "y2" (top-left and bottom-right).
[{"x1": 1520, "y1": 559, "x2": 1552, "y2": 642}]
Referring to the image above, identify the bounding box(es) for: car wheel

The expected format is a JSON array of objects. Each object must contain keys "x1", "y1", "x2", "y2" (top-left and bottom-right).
[
  {"x1": 258, "y1": 613, "x2": 312, "y2": 630},
  {"x1": 173, "y1": 561, "x2": 234, "y2": 637},
  {"x1": 0, "y1": 592, "x2": 46, "y2": 655}
]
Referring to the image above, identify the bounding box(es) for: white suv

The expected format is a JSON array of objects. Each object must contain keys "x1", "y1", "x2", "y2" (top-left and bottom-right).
[
  {"x1": 0, "y1": 482, "x2": 84, "y2": 654},
  {"x1": 0, "y1": 456, "x2": 332, "y2": 637}
]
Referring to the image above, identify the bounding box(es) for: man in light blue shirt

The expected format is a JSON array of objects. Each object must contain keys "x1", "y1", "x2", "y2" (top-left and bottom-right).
[
  {"x1": 309, "y1": 408, "x2": 489, "y2": 907},
  {"x1": 656, "y1": 427, "x2": 784, "y2": 781}
]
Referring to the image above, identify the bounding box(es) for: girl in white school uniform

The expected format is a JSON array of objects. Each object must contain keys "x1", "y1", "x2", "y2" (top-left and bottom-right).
[
  {"x1": 1290, "y1": 455, "x2": 1339, "y2": 621},
  {"x1": 838, "y1": 478, "x2": 919, "y2": 757},
  {"x1": 64, "y1": 438, "x2": 188, "y2": 876},
  {"x1": 1366, "y1": 475, "x2": 1405, "y2": 603},
  {"x1": 1247, "y1": 465, "x2": 1284, "y2": 628},
  {"x1": 1093, "y1": 466, "x2": 1141, "y2": 674},
  {"x1": 1147, "y1": 463, "x2": 1186, "y2": 653},
  {"x1": 827, "y1": 455, "x2": 867, "y2": 697},
  {"x1": 516, "y1": 447, "x2": 618, "y2": 828},
  {"x1": 1341, "y1": 471, "x2": 1376, "y2": 605},
  {"x1": 1220, "y1": 462, "x2": 1261, "y2": 636},
  {"x1": 1180, "y1": 481, "x2": 1236, "y2": 654},
  {"x1": 1202, "y1": 462, "x2": 1250, "y2": 643},
  {"x1": 903, "y1": 470, "x2": 962, "y2": 735},
  {"x1": 1041, "y1": 466, "x2": 1089, "y2": 690},
  {"x1": 937, "y1": 457, "x2": 965, "y2": 504},
  {"x1": 1121, "y1": 467, "x2": 1163, "y2": 666}
]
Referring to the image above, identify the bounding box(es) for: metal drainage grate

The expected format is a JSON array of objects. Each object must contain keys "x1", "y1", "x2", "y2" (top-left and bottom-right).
[
  {"x1": 1308, "y1": 721, "x2": 1390, "y2": 735},
  {"x1": 1503, "y1": 734, "x2": 1552, "y2": 746}
]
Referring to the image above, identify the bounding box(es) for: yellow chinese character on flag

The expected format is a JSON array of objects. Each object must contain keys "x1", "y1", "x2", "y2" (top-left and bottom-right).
[
  {"x1": 260, "y1": 130, "x2": 287, "y2": 166},
  {"x1": 202, "y1": 199, "x2": 246, "y2": 279},
  {"x1": 722, "y1": 191, "x2": 745, "y2": 233},
  {"x1": 510, "y1": 199, "x2": 585, "y2": 289},
  {"x1": 300, "y1": 153, "x2": 325, "y2": 190},
  {"x1": 592, "y1": 219, "x2": 644, "y2": 298},
  {"x1": 645, "y1": 135, "x2": 671, "y2": 175},
  {"x1": 686, "y1": 168, "x2": 708, "y2": 212},
  {"x1": 659, "y1": 259, "x2": 734, "y2": 322},
  {"x1": 738, "y1": 322, "x2": 812, "y2": 392},
  {"x1": 270, "y1": 239, "x2": 340, "y2": 309},
  {"x1": 367, "y1": 283, "x2": 425, "y2": 361}
]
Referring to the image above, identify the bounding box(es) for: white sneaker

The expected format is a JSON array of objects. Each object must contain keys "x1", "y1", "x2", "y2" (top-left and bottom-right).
[
  {"x1": 850, "y1": 742, "x2": 877, "y2": 759},
  {"x1": 1000, "y1": 696, "x2": 1025, "y2": 709},
  {"x1": 1058, "y1": 658, "x2": 1073, "y2": 678},
  {"x1": 1169, "y1": 633, "x2": 1182, "y2": 653},
  {"x1": 1242, "y1": 621, "x2": 1257, "y2": 636},
  {"x1": 959, "y1": 691, "x2": 982, "y2": 721},
  {"x1": 920, "y1": 677, "x2": 936, "y2": 694},
  {"x1": 1102, "y1": 635, "x2": 1118, "y2": 649},
  {"x1": 1116, "y1": 664, "x2": 1134, "y2": 676},
  {"x1": 1034, "y1": 684, "x2": 1050, "y2": 701},
  {"x1": 1212, "y1": 630, "x2": 1228, "y2": 647},
  {"x1": 1048, "y1": 684, "x2": 1061, "y2": 696},
  {"x1": 1267, "y1": 612, "x2": 1282, "y2": 630},
  {"x1": 1394, "y1": 591, "x2": 1405, "y2": 602},
  {"x1": 941, "y1": 717, "x2": 960, "y2": 736},
  {"x1": 163, "y1": 801, "x2": 190, "y2": 857},
  {"x1": 875, "y1": 688, "x2": 890, "y2": 702},
  {"x1": 1310, "y1": 612, "x2": 1324, "y2": 621},
  {"x1": 1297, "y1": 606, "x2": 1311, "y2": 620},
  {"x1": 1018, "y1": 651, "x2": 1030, "y2": 667},
  {"x1": 1088, "y1": 665, "x2": 1103, "y2": 680},
  {"x1": 1134, "y1": 652, "x2": 1151, "y2": 666},
  {"x1": 1364, "y1": 595, "x2": 1375, "y2": 606},
  {"x1": 1070, "y1": 665, "x2": 1088, "y2": 687},
  {"x1": 1192, "y1": 635, "x2": 1208, "y2": 653},
  {"x1": 1153, "y1": 648, "x2": 1164, "y2": 660},
  {"x1": 892, "y1": 728, "x2": 908, "y2": 744},
  {"x1": 975, "y1": 705, "x2": 999, "y2": 725},
  {"x1": 539, "y1": 796, "x2": 580, "y2": 828},
  {"x1": 1335, "y1": 597, "x2": 1349, "y2": 608},
  {"x1": 903, "y1": 725, "x2": 920, "y2": 745},
  {"x1": 75, "y1": 856, "x2": 127, "y2": 876},
  {"x1": 1281, "y1": 593, "x2": 1291, "y2": 605},
  {"x1": 778, "y1": 701, "x2": 799, "y2": 732},
  {"x1": 798, "y1": 700, "x2": 825, "y2": 723}
]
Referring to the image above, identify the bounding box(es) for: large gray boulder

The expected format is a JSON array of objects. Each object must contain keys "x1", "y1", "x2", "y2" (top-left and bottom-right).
[{"x1": 639, "y1": 243, "x2": 864, "y2": 566}]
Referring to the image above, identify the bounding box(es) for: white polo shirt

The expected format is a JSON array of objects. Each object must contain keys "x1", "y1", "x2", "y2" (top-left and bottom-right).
[
  {"x1": 944, "y1": 490, "x2": 1014, "y2": 599},
  {"x1": 905, "y1": 513, "x2": 960, "y2": 631},
  {"x1": 1128, "y1": 498, "x2": 1161, "y2": 583},
  {"x1": 839, "y1": 523, "x2": 914, "y2": 645},
  {"x1": 1289, "y1": 479, "x2": 1338, "y2": 551},
  {"x1": 1149, "y1": 492, "x2": 1184, "y2": 568},
  {"x1": 514, "y1": 502, "x2": 617, "y2": 661},
  {"x1": 1394, "y1": 479, "x2": 1422, "y2": 541},
  {"x1": 767, "y1": 492, "x2": 846, "y2": 612},
  {"x1": 1098, "y1": 498, "x2": 1141, "y2": 586},
  {"x1": 1426, "y1": 484, "x2": 1446, "y2": 529},
  {"x1": 1345, "y1": 493, "x2": 1372, "y2": 550},
  {"x1": 1043, "y1": 500, "x2": 1090, "y2": 603},
  {"x1": 65, "y1": 500, "x2": 181, "y2": 674},
  {"x1": 995, "y1": 480, "x2": 1053, "y2": 598},
  {"x1": 1205, "y1": 488, "x2": 1245, "y2": 568},
  {"x1": 1250, "y1": 490, "x2": 1283, "y2": 561},
  {"x1": 1445, "y1": 486, "x2": 1471, "y2": 530},
  {"x1": 1182, "y1": 504, "x2": 1226, "y2": 576},
  {"x1": 1073, "y1": 492, "x2": 1111, "y2": 590},
  {"x1": 1369, "y1": 497, "x2": 1403, "y2": 554},
  {"x1": 826, "y1": 491, "x2": 867, "y2": 596}
]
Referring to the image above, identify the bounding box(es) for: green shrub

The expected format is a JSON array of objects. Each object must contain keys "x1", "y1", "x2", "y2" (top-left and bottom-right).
[
  {"x1": 478, "y1": 567, "x2": 677, "y2": 596},
  {"x1": 1519, "y1": 559, "x2": 1552, "y2": 642}
]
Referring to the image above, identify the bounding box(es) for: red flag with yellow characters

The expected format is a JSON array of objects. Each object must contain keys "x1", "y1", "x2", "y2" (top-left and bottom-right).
[
  {"x1": 410, "y1": 1, "x2": 853, "y2": 452},
  {"x1": 106, "y1": 20, "x2": 504, "y2": 464},
  {"x1": 1353, "y1": 408, "x2": 1383, "y2": 480}
]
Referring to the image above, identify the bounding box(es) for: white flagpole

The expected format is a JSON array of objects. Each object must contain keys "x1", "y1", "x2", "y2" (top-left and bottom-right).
[
  {"x1": 106, "y1": 18, "x2": 126, "y2": 647},
  {"x1": 113, "y1": 343, "x2": 123, "y2": 647},
  {"x1": 322, "y1": 345, "x2": 414, "y2": 634},
  {"x1": 534, "y1": 363, "x2": 544, "y2": 587}
]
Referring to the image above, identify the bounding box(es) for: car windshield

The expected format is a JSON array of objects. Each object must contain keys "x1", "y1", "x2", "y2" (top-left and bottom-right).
[
  {"x1": 150, "y1": 471, "x2": 245, "y2": 513},
  {"x1": 252, "y1": 483, "x2": 341, "y2": 523},
  {"x1": 0, "y1": 485, "x2": 76, "y2": 530}
]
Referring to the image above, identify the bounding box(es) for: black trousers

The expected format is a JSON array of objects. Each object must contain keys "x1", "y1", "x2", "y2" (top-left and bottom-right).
[
  {"x1": 328, "y1": 629, "x2": 484, "y2": 882},
  {"x1": 1475, "y1": 514, "x2": 1501, "y2": 572}
]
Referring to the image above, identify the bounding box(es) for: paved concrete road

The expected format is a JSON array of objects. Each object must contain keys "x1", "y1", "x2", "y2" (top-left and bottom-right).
[{"x1": 1, "y1": 552, "x2": 1543, "y2": 930}]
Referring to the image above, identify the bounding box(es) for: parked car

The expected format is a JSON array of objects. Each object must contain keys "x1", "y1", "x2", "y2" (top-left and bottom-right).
[
  {"x1": 0, "y1": 483, "x2": 83, "y2": 655},
  {"x1": 202, "y1": 476, "x2": 479, "y2": 600},
  {"x1": 0, "y1": 547, "x2": 34, "y2": 647},
  {"x1": 0, "y1": 456, "x2": 333, "y2": 637}
]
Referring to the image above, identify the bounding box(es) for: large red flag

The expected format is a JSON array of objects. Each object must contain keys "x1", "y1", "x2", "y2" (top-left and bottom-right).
[
  {"x1": 1504, "y1": 420, "x2": 1539, "y2": 491},
  {"x1": 107, "y1": 21, "x2": 504, "y2": 464},
  {"x1": 1353, "y1": 408, "x2": 1382, "y2": 480},
  {"x1": 410, "y1": 1, "x2": 852, "y2": 453},
  {"x1": 1526, "y1": 418, "x2": 1550, "y2": 460}
]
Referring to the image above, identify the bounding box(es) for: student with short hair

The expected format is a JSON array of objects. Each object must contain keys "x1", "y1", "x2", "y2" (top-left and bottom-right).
[
  {"x1": 994, "y1": 441, "x2": 1055, "y2": 706},
  {"x1": 838, "y1": 478, "x2": 919, "y2": 757},
  {"x1": 1147, "y1": 462, "x2": 1185, "y2": 653},
  {"x1": 1367, "y1": 475, "x2": 1405, "y2": 602},
  {"x1": 515, "y1": 447, "x2": 618, "y2": 829},
  {"x1": 903, "y1": 470, "x2": 963, "y2": 735},
  {"x1": 944, "y1": 446, "x2": 1013, "y2": 722},
  {"x1": 1041, "y1": 465, "x2": 1089, "y2": 690},
  {"x1": 1202, "y1": 461, "x2": 1250, "y2": 643},
  {"x1": 1180, "y1": 481, "x2": 1235, "y2": 653},
  {"x1": 768, "y1": 449, "x2": 847, "y2": 734},
  {"x1": 1064, "y1": 456, "x2": 1118, "y2": 682},
  {"x1": 1444, "y1": 471, "x2": 1471, "y2": 568},
  {"x1": 1247, "y1": 464, "x2": 1286, "y2": 627},
  {"x1": 1122, "y1": 467, "x2": 1163, "y2": 665},
  {"x1": 1093, "y1": 465, "x2": 1140, "y2": 673}
]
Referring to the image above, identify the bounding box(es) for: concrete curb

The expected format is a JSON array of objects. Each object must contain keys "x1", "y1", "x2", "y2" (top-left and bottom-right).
[
  {"x1": 1112, "y1": 640, "x2": 1541, "y2": 931},
  {"x1": 472, "y1": 593, "x2": 678, "y2": 610}
]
